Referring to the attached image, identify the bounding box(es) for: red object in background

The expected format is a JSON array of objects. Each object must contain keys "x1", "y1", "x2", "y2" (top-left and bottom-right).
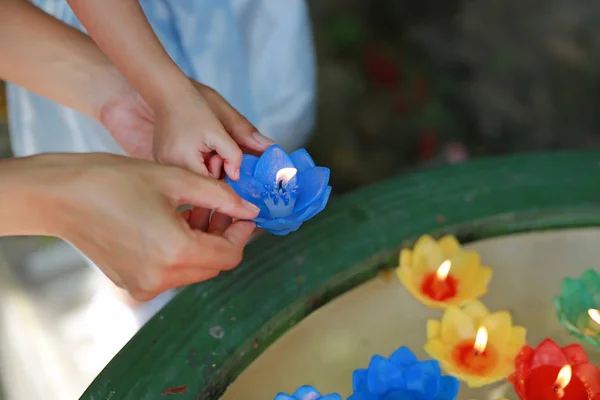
[
  {"x1": 413, "y1": 76, "x2": 429, "y2": 105},
  {"x1": 509, "y1": 338, "x2": 600, "y2": 400},
  {"x1": 161, "y1": 385, "x2": 188, "y2": 395},
  {"x1": 418, "y1": 129, "x2": 439, "y2": 161},
  {"x1": 364, "y1": 46, "x2": 400, "y2": 88},
  {"x1": 393, "y1": 90, "x2": 407, "y2": 114}
]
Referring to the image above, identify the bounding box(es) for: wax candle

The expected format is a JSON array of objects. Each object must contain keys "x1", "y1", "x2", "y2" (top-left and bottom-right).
[
  {"x1": 274, "y1": 385, "x2": 342, "y2": 400},
  {"x1": 509, "y1": 338, "x2": 600, "y2": 400},
  {"x1": 554, "y1": 269, "x2": 600, "y2": 348},
  {"x1": 420, "y1": 260, "x2": 458, "y2": 301},
  {"x1": 262, "y1": 167, "x2": 299, "y2": 218},
  {"x1": 397, "y1": 235, "x2": 493, "y2": 309},
  {"x1": 425, "y1": 301, "x2": 526, "y2": 388},
  {"x1": 585, "y1": 308, "x2": 600, "y2": 333},
  {"x1": 450, "y1": 326, "x2": 499, "y2": 377},
  {"x1": 349, "y1": 346, "x2": 460, "y2": 400},
  {"x1": 226, "y1": 145, "x2": 331, "y2": 235}
]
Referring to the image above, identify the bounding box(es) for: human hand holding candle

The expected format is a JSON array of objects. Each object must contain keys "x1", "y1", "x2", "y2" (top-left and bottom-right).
[
  {"x1": 424, "y1": 301, "x2": 526, "y2": 387},
  {"x1": 509, "y1": 338, "x2": 600, "y2": 400},
  {"x1": 397, "y1": 235, "x2": 493, "y2": 309}
]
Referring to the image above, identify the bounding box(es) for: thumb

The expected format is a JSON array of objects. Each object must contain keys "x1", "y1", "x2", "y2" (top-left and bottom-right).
[{"x1": 166, "y1": 170, "x2": 260, "y2": 220}]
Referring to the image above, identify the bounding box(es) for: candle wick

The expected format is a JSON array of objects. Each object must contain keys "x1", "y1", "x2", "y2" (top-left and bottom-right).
[{"x1": 278, "y1": 180, "x2": 283, "y2": 191}]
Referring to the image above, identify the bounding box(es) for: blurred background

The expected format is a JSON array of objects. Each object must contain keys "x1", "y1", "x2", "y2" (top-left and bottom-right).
[{"x1": 1, "y1": 0, "x2": 600, "y2": 398}]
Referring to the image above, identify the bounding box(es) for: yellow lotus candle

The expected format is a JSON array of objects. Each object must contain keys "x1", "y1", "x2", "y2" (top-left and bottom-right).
[
  {"x1": 396, "y1": 235, "x2": 492, "y2": 309},
  {"x1": 424, "y1": 301, "x2": 527, "y2": 388}
]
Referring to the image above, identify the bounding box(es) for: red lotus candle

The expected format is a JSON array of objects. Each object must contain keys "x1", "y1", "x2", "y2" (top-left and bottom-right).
[{"x1": 509, "y1": 338, "x2": 600, "y2": 400}]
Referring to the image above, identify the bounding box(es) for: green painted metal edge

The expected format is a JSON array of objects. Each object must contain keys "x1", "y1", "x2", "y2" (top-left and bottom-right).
[{"x1": 81, "y1": 150, "x2": 600, "y2": 400}]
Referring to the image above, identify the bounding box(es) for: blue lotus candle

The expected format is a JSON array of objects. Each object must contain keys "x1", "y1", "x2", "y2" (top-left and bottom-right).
[
  {"x1": 349, "y1": 346, "x2": 460, "y2": 400},
  {"x1": 226, "y1": 145, "x2": 331, "y2": 235},
  {"x1": 274, "y1": 385, "x2": 342, "y2": 400}
]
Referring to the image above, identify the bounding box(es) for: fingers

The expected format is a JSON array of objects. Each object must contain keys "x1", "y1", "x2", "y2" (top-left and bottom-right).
[
  {"x1": 167, "y1": 172, "x2": 260, "y2": 220},
  {"x1": 207, "y1": 154, "x2": 223, "y2": 179},
  {"x1": 155, "y1": 147, "x2": 211, "y2": 177},
  {"x1": 124, "y1": 218, "x2": 255, "y2": 302},
  {"x1": 188, "y1": 207, "x2": 211, "y2": 231},
  {"x1": 148, "y1": 220, "x2": 254, "y2": 298},
  {"x1": 187, "y1": 220, "x2": 255, "y2": 269},
  {"x1": 208, "y1": 212, "x2": 232, "y2": 235},
  {"x1": 205, "y1": 130, "x2": 243, "y2": 180},
  {"x1": 198, "y1": 84, "x2": 274, "y2": 155}
]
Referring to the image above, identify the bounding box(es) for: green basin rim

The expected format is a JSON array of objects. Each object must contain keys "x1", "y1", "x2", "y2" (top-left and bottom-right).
[{"x1": 81, "y1": 150, "x2": 600, "y2": 400}]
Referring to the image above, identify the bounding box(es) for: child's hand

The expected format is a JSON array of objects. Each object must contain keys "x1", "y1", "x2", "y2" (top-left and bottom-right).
[
  {"x1": 100, "y1": 80, "x2": 274, "y2": 179},
  {"x1": 152, "y1": 82, "x2": 274, "y2": 179}
]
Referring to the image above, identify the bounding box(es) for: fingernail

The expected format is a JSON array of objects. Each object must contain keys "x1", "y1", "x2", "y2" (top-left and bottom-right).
[
  {"x1": 252, "y1": 132, "x2": 275, "y2": 147},
  {"x1": 243, "y1": 200, "x2": 260, "y2": 213}
]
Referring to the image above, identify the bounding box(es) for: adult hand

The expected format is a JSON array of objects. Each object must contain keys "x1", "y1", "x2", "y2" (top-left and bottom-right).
[
  {"x1": 99, "y1": 80, "x2": 274, "y2": 179},
  {"x1": 7, "y1": 153, "x2": 259, "y2": 301}
]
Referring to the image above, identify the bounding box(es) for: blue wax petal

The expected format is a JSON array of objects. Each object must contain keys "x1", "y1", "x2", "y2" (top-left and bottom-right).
[
  {"x1": 367, "y1": 356, "x2": 402, "y2": 394},
  {"x1": 404, "y1": 360, "x2": 441, "y2": 399},
  {"x1": 293, "y1": 386, "x2": 322, "y2": 398},
  {"x1": 253, "y1": 145, "x2": 296, "y2": 185},
  {"x1": 273, "y1": 395, "x2": 295, "y2": 400},
  {"x1": 434, "y1": 376, "x2": 460, "y2": 400},
  {"x1": 295, "y1": 167, "x2": 330, "y2": 211},
  {"x1": 225, "y1": 176, "x2": 269, "y2": 218},
  {"x1": 321, "y1": 394, "x2": 343, "y2": 400},
  {"x1": 268, "y1": 226, "x2": 300, "y2": 236},
  {"x1": 290, "y1": 148, "x2": 316, "y2": 172},
  {"x1": 240, "y1": 154, "x2": 259, "y2": 177},
  {"x1": 348, "y1": 393, "x2": 380, "y2": 400},
  {"x1": 389, "y1": 346, "x2": 418, "y2": 369},
  {"x1": 382, "y1": 389, "x2": 419, "y2": 400},
  {"x1": 255, "y1": 218, "x2": 299, "y2": 231},
  {"x1": 353, "y1": 369, "x2": 369, "y2": 392},
  {"x1": 296, "y1": 186, "x2": 332, "y2": 221}
]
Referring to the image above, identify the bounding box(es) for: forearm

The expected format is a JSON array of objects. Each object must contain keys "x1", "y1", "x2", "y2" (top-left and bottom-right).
[
  {"x1": 0, "y1": 155, "x2": 64, "y2": 237},
  {"x1": 0, "y1": 0, "x2": 128, "y2": 120},
  {"x1": 67, "y1": 0, "x2": 192, "y2": 109}
]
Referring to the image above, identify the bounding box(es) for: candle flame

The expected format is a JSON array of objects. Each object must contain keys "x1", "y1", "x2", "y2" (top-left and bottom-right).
[
  {"x1": 555, "y1": 365, "x2": 572, "y2": 391},
  {"x1": 436, "y1": 260, "x2": 451, "y2": 281},
  {"x1": 473, "y1": 326, "x2": 488, "y2": 354},
  {"x1": 589, "y1": 308, "x2": 600, "y2": 325},
  {"x1": 276, "y1": 168, "x2": 298, "y2": 185}
]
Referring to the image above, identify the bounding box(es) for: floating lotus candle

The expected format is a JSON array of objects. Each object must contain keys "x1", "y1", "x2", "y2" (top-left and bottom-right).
[
  {"x1": 396, "y1": 235, "x2": 493, "y2": 309},
  {"x1": 508, "y1": 338, "x2": 600, "y2": 400},
  {"x1": 349, "y1": 346, "x2": 460, "y2": 400},
  {"x1": 274, "y1": 386, "x2": 342, "y2": 400},
  {"x1": 226, "y1": 145, "x2": 331, "y2": 235},
  {"x1": 424, "y1": 301, "x2": 526, "y2": 388},
  {"x1": 554, "y1": 269, "x2": 600, "y2": 348}
]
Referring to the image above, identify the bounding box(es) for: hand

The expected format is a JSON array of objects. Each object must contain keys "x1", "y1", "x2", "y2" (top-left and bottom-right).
[
  {"x1": 22, "y1": 153, "x2": 259, "y2": 301},
  {"x1": 99, "y1": 81, "x2": 274, "y2": 179}
]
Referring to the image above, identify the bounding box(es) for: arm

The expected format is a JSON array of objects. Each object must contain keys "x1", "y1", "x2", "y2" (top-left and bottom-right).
[
  {"x1": 66, "y1": 0, "x2": 192, "y2": 110},
  {"x1": 0, "y1": 156, "x2": 61, "y2": 237},
  {"x1": 66, "y1": 0, "x2": 272, "y2": 178},
  {"x1": 0, "y1": 152, "x2": 258, "y2": 300},
  {"x1": 0, "y1": 0, "x2": 128, "y2": 120}
]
